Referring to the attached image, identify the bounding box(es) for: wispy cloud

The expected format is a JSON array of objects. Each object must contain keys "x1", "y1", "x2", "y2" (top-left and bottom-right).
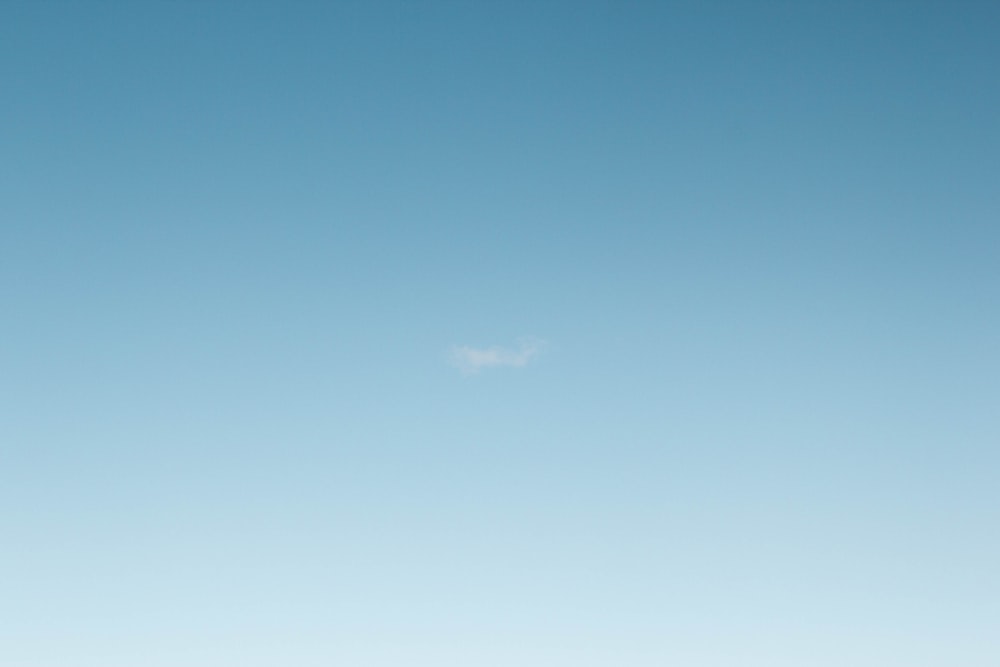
[{"x1": 449, "y1": 337, "x2": 546, "y2": 375}]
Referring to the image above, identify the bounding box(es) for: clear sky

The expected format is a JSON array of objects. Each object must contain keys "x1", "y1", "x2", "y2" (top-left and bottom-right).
[{"x1": 2, "y1": 2, "x2": 998, "y2": 666}]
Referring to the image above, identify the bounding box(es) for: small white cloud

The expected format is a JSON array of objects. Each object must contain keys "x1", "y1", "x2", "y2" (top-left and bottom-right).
[{"x1": 449, "y1": 337, "x2": 546, "y2": 375}]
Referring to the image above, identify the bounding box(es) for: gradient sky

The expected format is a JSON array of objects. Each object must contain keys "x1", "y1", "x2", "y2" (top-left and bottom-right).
[{"x1": 2, "y1": 2, "x2": 998, "y2": 666}]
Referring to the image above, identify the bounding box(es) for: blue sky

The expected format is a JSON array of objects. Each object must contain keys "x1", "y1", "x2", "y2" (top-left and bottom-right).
[{"x1": 2, "y1": 2, "x2": 998, "y2": 665}]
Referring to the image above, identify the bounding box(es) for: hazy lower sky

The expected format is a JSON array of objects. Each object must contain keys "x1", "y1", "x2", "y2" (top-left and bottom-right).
[{"x1": 2, "y1": 2, "x2": 998, "y2": 666}]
